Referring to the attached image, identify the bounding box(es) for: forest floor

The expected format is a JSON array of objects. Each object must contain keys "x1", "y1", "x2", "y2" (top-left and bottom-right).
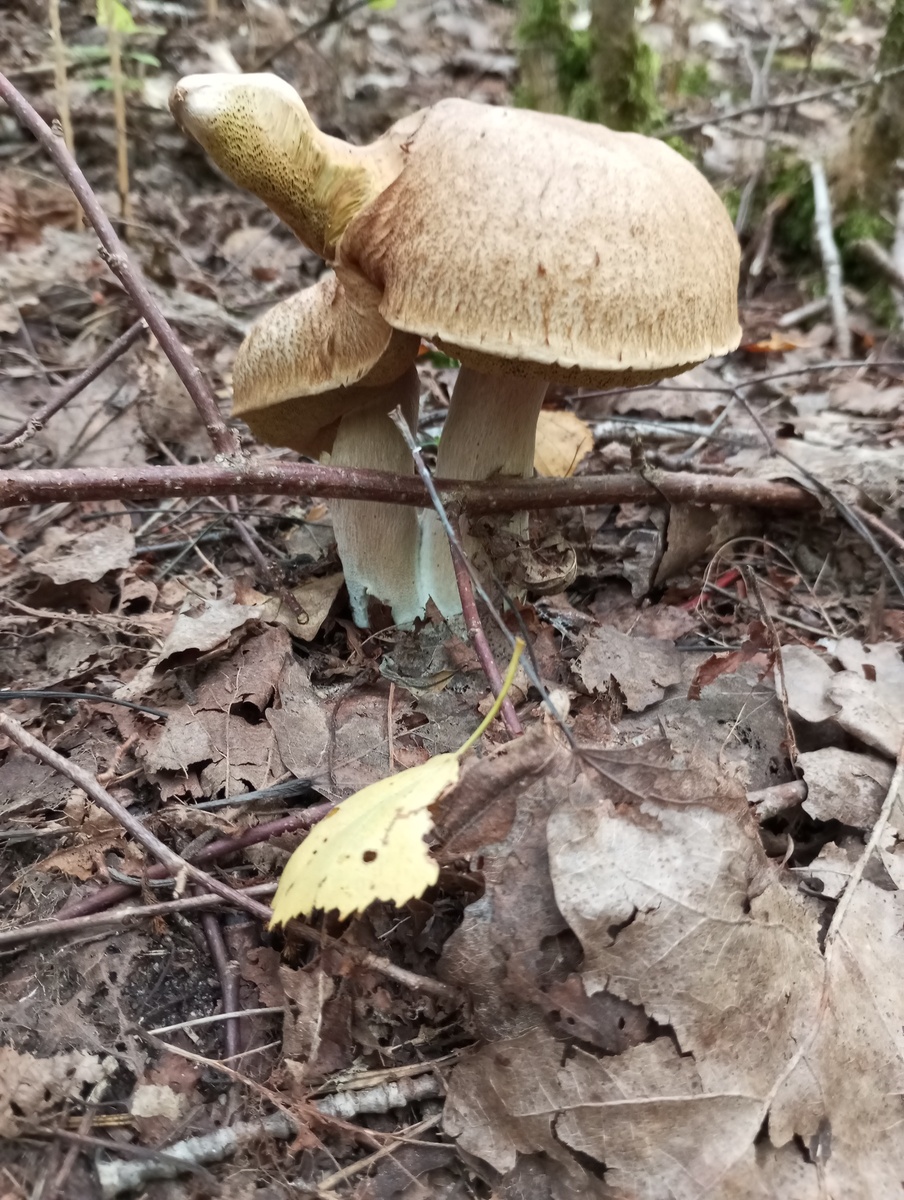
[{"x1": 3, "y1": 0, "x2": 904, "y2": 1197}]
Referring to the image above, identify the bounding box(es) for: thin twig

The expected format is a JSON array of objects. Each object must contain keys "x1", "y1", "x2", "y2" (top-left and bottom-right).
[
  {"x1": 851, "y1": 504, "x2": 904, "y2": 555},
  {"x1": 252, "y1": 0, "x2": 372, "y2": 70},
  {"x1": 851, "y1": 236, "x2": 904, "y2": 295},
  {"x1": 736, "y1": 392, "x2": 904, "y2": 601},
  {"x1": 0, "y1": 712, "x2": 272, "y2": 922},
  {"x1": 0, "y1": 884, "x2": 276, "y2": 950},
  {"x1": 663, "y1": 62, "x2": 904, "y2": 138},
  {"x1": 824, "y1": 730, "x2": 904, "y2": 947},
  {"x1": 148, "y1": 1006, "x2": 283, "y2": 1036},
  {"x1": 387, "y1": 407, "x2": 574, "y2": 748},
  {"x1": 316, "y1": 1114, "x2": 442, "y2": 1193},
  {"x1": 0, "y1": 72, "x2": 240, "y2": 458},
  {"x1": 56, "y1": 803, "x2": 333, "y2": 919},
  {"x1": 450, "y1": 538, "x2": 522, "y2": 738},
  {"x1": 810, "y1": 160, "x2": 852, "y2": 358},
  {"x1": 0, "y1": 461, "x2": 821, "y2": 513},
  {"x1": 197, "y1": 903, "x2": 242, "y2": 1059}
]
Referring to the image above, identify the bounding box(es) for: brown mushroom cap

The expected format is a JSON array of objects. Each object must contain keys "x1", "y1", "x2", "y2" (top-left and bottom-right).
[
  {"x1": 339, "y1": 100, "x2": 741, "y2": 387},
  {"x1": 232, "y1": 271, "x2": 420, "y2": 457}
]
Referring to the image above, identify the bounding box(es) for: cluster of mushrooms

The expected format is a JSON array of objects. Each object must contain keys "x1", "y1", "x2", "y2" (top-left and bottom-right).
[{"x1": 170, "y1": 73, "x2": 741, "y2": 628}]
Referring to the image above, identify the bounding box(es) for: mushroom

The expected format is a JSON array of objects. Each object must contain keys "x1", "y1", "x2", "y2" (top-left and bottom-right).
[
  {"x1": 170, "y1": 74, "x2": 741, "y2": 623},
  {"x1": 230, "y1": 271, "x2": 423, "y2": 626},
  {"x1": 170, "y1": 73, "x2": 424, "y2": 626}
]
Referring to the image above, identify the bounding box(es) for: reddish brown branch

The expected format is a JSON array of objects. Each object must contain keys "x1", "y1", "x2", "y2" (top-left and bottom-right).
[
  {"x1": 0, "y1": 884, "x2": 276, "y2": 950},
  {"x1": 451, "y1": 541, "x2": 522, "y2": 738},
  {"x1": 57, "y1": 803, "x2": 333, "y2": 919},
  {"x1": 0, "y1": 71, "x2": 240, "y2": 459},
  {"x1": 197, "y1": 904, "x2": 242, "y2": 1059},
  {"x1": 0, "y1": 461, "x2": 819, "y2": 513}
]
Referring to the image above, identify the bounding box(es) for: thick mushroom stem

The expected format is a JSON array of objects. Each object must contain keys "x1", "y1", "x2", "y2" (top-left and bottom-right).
[
  {"x1": 420, "y1": 368, "x2": 548, "y2": 618},
  {"x1": 329, "y1": 367, "x2": 422, "y2": 627}
]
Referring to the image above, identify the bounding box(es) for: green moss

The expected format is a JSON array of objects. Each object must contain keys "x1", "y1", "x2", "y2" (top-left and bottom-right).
[
  {"x1": 675, "y1": 61, "x2": 712, "y2": 99},
  {"x1": 835, "y1": 205, "x2": 892, "y2": 249},
  {"x1": 720, "y1": 186, "x2": 742, "y2": 225},
  {"x1": 515, "y1": 0, "x2": 661, "y2": 132}
]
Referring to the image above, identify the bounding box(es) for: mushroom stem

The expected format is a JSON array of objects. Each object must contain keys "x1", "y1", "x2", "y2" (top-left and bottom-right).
[
  {"x1": 329, "y1": 367, "x2": 422, "y2": 627},
  {"x1": 421, "y1": 369, "x2": 548, "y2": 617}
]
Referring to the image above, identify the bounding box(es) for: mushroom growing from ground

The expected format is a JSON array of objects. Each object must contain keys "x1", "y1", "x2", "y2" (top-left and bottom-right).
[{"x1": 170, "y1": 74, "x2": 741, "y2": 623}]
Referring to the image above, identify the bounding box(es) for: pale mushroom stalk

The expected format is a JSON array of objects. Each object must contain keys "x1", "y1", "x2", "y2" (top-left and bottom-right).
[
  {"x1": 420, "y1": 371, "x2": 548, "y2": 617},
  {"x1": 329, "y1": 368, "x2": 422, "y2": 626}
]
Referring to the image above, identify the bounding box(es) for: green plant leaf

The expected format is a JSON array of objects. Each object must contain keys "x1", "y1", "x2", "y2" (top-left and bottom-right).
[{"x1": 96, "y1": 0, "x2": 138, "y2": 34}]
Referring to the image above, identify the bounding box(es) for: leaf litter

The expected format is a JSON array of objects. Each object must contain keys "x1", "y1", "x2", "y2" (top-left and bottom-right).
[{"x1": 2, "y1": 0, "x2": 904, "y2": 1195}]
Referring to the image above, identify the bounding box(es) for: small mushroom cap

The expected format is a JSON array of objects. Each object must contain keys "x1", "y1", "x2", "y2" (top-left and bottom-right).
[
  {"x1": 232, "y1": 272, "x2": 419, "y2": 456},
  {"x1": 340, "y1": 100, "x2": 741, "y2": 387},
  {"x1": 170, "y1": 73, "x2": 403, "y2": 260}
]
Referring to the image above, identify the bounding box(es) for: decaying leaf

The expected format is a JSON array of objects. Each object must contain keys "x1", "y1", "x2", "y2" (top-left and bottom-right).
[
  {"x1": 441, "y1": 736, "x2": 904, "y2": 1197},
  {"x1": 533, "y1": 410, "x2": 593, "y2": 477},
  {"x1": 0, "y1": 1046, "x2": 109, "y2": 1136},
  {"x1": 23, "y1": 524, "x2": 135, "y2": 585},
  {"x1": 574, "y1": 625, "x2": 682, "y2": 711},
  {"x1": 800, "y1": 747, "x2": 894, "y2": 828},
  {"x1": 235, "y1": 572, "x2": 344, "y2": 642},
  {"x1": 783, "y1": 638, "x2": 904, "y2": 757}
]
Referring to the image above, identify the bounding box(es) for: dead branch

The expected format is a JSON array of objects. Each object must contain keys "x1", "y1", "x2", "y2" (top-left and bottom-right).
[
  {"x1": 57, "y1": 804, "x2": 334, "y2": 919},
  {"x1": 810, "y1": 160, "x2": 853, "y2": 358},
  {"x1": 96, "y1": 1113, "x2": 296, "y2": 1198},
  {"x1": 197, "y1": 902, "x2": 242, "y2": 1060},
  {"x1": 0, "y1": 884, "x2": 276, "y2": 950},
  {"x1": 0, "y1": 320, "x2": 147, "y2": 450},
  {"x1": 96, "y1": 1076, "x2": 445, "y2": 1198},
  {"x1": 851, "y1": 236, "x2": 904, "y2": 295},
  {"x1": 0, "y1": 712, "x2": 272, "y2": 922},
  {"x1": 451, "y1": 532, "x2": 523, "y2": 738},
  {"x1": 0, "y1": 72, "x2": 239, "y2": 459},
  {"x1": 665, "y1": 62, "x2": 904, "y2": 138},
  {"x1": 0, "y1": 461, "x2": 820, "y2": 513}
]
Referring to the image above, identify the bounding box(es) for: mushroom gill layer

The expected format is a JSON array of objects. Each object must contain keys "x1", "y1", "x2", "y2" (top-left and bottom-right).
[{"x1": 232, "y1": 272, "x2": 419, "y2": 459}]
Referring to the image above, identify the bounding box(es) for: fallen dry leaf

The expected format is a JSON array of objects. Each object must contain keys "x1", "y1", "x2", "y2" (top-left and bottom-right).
[
  {"x1": 235, "y1": 572, "x2": 344, "y2": 642},
  {"x1": 441, "y1": 736, "x2": 904, "y2": 1197},
  {"x1": 533, "y1": 410, "x2": 593, "y2": 477},
  {"x1": 574, "y1": 625, "x2": 683, "y2": 711},
  {"x1": 23, "y1": 524, "x2": 135, "y2": 585},
  {"x1": 800, "y1": 747, "x2": 894, "y2": 828},
  {"x1": 0, "y1": 1046, "x2": 109, "y2": 1136},
  {"x1": 783, "y1": 639, "x2": 904, "y2": 758}
]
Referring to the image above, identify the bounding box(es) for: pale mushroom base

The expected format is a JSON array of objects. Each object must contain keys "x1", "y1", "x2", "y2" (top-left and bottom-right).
[
  {"x1": 329, "y1": 368, "x2": 422, "y2": 627},
  {"x1": 419, "y1": 369, "x2": 549, "y2": 618}
]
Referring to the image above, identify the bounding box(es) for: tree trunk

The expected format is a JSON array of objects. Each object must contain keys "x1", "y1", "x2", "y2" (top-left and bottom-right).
[
  {"x1": 590, "y1": 0, "x2": 646, "y2": 131},
  {"x1": 515, "y1": 0, "x2": 567, "y2": 114},
  {"x1": 842, "y1": 0, "x2": 904, "y2": 207}
]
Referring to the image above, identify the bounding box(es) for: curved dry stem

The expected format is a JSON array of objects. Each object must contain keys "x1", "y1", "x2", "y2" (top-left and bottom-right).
[
  {"x1": 421, "y1": 369, "x2": 548, "y2": 616},
  {"x1": 330, "y1": 367, "x2": 423, "y2": 626},
  {"x1": 170, "y1": 73, "x2": 402, "y2": 259}
]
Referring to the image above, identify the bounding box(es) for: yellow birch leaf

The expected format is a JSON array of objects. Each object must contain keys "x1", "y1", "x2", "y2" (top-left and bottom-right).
[
  {"x1": 269, "y1": 754, "x2": 459, "y2": 925},
  {"x1": 268, "y1": 638, "x2": 526, "y2": 928}
]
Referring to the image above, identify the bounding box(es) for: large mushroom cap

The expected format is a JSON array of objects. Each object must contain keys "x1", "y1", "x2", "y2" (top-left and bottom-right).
[{"x1": 340, "y1": 100, "x2": 741, "y2": 387}]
